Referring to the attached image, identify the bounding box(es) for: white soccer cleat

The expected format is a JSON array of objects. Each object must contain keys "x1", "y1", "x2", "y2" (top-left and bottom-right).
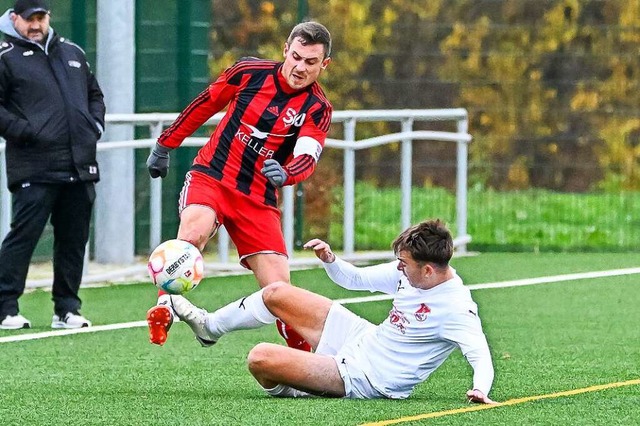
[
  {"x1": 0, "y1": 314, "x2": 31, "y2": 330},
  {"x1": 51, "y1": 313, "x2": 92, "y2": 329},
  {"x1": 170, "y1": 295, "x2": 216, "y2": 347}
]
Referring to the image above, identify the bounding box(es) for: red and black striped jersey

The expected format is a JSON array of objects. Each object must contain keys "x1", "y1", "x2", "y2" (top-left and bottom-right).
[{"x1": 158, "y1": 59, "x2": 332, "y2": 207}]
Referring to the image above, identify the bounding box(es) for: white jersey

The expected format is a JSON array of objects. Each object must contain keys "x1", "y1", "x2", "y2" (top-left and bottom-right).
[{"x1": 324, "y1": 258, "x2": 494, "y2": 399}]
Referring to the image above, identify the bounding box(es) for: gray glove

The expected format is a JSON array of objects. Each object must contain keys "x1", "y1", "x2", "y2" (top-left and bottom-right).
[
  {"x1": 261, "y1": 159, "x2": 288, "y2": 187},
  {"x1": 146, "y1": 142, "x2": 172, "y2": 178}
]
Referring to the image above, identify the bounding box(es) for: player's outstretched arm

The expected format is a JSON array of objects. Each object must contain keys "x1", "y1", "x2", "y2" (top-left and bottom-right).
[
  {"x1": 303, "y1": 238, "x2": 336, "y2": 263},
  {"x1": 466, "y1": 389, "x2": 497, "y2": 404}
]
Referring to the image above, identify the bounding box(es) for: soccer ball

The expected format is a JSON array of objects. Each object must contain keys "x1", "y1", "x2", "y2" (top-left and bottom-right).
[{"x1": 147, "y1": 239, "x2": 205, "y2": 294}]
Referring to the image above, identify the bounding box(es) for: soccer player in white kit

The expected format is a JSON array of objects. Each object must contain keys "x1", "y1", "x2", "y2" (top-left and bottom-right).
[{"x1": 170, "y1": 219, "x2": 496, "y2": 403}]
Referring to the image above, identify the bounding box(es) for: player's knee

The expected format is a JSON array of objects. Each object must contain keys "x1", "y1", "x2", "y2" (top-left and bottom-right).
[
  {"x1": 247, "y1": 342, "x2": 276, "y2": 376},
  {"x1": 261, "y1": 281, "x2": 290, "y2": 309},
  {"x1": 175, "y1": 233, "x2": 206, "y2": 251}
]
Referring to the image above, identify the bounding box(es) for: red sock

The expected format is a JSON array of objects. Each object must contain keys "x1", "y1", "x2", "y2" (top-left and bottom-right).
[{"x1": 276, "y1": 319, "x2": 312, "y2": 352}]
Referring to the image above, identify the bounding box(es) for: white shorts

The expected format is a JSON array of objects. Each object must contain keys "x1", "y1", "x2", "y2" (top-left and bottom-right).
[{"x1": 316, "y1": 303, "x2": 386, "y2": 399}]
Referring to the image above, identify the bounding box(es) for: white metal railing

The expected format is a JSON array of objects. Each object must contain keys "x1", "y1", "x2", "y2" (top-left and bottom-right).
[{"x1": 0, "y1": 109, "x2": 471, "y2": 269}]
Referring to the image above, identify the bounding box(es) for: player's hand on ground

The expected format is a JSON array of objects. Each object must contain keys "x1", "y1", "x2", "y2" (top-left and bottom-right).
[
  {"x1": 261, "y1": 159, "x2": 288, "y2": 187},
  {"x1": 303, "y1": 239, "x2": 336, "y2": 263},
  {"x1": 466, "y1": 389, "x2": 497, "y2": 404},
  {"x1": 147, "y1": 143, "x2": 171, "y2": 178}
]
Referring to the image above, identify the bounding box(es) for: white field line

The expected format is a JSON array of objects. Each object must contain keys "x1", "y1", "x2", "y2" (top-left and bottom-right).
[
  {"x1": 1, "y1": 267, "x2": 639, "y2": 344},
  {"x1": 0, "y1": 321, "x2": 147, "y2": 343}
]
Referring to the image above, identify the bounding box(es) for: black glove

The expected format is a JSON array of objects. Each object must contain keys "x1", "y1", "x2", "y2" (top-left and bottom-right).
[
  {"x1": 261, "y1": 159, "x2": 288, "y2": 187},
  {"x1": 146, "y1": 142, "x2": 172, "y2": 178}
]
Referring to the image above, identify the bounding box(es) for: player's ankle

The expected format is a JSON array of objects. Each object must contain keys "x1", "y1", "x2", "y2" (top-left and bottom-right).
[{"x1": 158, "y1": 294, "x2": 171, "y2": 305}]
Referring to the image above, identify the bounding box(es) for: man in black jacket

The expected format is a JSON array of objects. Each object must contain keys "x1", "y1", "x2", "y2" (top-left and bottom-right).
[{"x1": 0, "y1": 0, "x2": 105, "y2": 329}]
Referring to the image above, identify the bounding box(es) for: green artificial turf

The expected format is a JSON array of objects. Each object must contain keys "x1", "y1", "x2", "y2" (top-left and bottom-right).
[{"x1": 1, "y1": 252, "x2": 638, "y2": 425}]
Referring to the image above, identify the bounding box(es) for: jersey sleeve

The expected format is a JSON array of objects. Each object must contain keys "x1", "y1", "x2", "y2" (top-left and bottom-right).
[
  {"x1": 157, "y1": 71, "x2": 238, "y2": 149},
  {"x1": 282, "y1": 153, "x2": 316, "y2": 185},
  {"x1": 441, "y1": 308, "x2": 495, "y2": 396},
  {"x1": 323, "y1": 258, "x2": 402, "y2": 294},
  {"x1": 297, "y1": 96, "x2": 332, "y2": 149},
  {"x1": 281, "y1": 96, "x2": 332, "y2": 185}
]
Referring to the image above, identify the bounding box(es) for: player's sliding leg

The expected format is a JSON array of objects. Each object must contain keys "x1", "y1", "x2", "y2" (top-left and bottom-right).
[
  {"x1": 245, "y1": 254, "x2": 314, "y2": 351},
  {"x1": 247, "y1": 343, "x2": 346, "y2": 398},
  {"x1": 172, "y1": 281, "x2": 331, "y2": 349},
  {"x1": 261, "y1": 282, "x2": 332, "y2": 349},
  {"x1": 170, "y1": 288, "x2": 277, "y2": 346}
]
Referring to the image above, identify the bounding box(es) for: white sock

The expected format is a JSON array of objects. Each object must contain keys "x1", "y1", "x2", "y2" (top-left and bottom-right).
[
  {"x1": 264, "y1": 384, "x2": 311, "y2": 398},
  {"x1": 157, "y1": 293, "x2": 178, "y2": 318},
  {"x1": 157, "y1": 294, "x2": 171, "y2": 305},
  {"x1": 205, "y1": 288, "x2": 277, "y2": 341}
]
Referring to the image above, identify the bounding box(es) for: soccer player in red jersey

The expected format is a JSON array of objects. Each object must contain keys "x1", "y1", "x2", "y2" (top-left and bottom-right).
[{"x1": 145, "y1": 22, "x2": 332, "y2": 349}]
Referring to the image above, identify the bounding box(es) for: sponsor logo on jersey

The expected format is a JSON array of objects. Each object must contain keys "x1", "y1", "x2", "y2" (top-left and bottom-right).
[
  {"x1": 235, "y1": 121, "x2": 294, "y2": 158},
  {"x1": 282, "y1": 108, "x2": 306, "y2": 128}
]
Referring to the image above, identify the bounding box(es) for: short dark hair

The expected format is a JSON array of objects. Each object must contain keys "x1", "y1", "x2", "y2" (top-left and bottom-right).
[
  {"x1": 287, "y1": 21, "x2": 332, "y2": 59},
  {"x1": 392, "y1": 219, "x2": 454, "y2": 268}
]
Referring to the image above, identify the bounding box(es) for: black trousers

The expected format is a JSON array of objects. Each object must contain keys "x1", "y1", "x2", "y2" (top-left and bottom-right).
[{"x1": 0, "y1": 182, "x2": 95, "y2": 318}]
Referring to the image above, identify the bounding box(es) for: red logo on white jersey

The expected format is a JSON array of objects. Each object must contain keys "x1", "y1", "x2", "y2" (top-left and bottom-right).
[
  {"x1": 414, "y1": 303, "x2": 431, "y2": 322},
  {"x1": 389, "y1": 305, "x2": 409, "y2": 334}
]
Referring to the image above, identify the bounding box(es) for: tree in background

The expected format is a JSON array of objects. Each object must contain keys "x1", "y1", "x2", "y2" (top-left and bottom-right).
[
  {"x1": 589, "y1": 1, "x2": 640, "y2": 190},
  {"x1": 207, "y1": 0, "x2": 640, "y2": 194},
  {"x1": 406, "y1": 0, "x2": 638, "y2": 191}
]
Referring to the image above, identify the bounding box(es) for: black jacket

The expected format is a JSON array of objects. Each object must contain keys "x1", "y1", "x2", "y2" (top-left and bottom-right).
[{"x1": 0, "y1": 24, "x2": 105, "y2": 191}]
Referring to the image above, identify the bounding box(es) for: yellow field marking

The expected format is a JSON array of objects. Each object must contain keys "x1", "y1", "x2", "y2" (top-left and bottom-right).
[{"x1": 360, "y1": 379, "x2": 640, "y2": 426}]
